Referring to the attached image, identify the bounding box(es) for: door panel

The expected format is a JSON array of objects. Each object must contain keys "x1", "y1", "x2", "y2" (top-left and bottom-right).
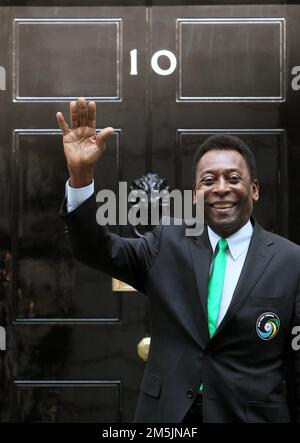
[
  {"x1": 177, "y1": 18, "x2": 284, "y2": 101},
  {"x1": 14, "y1": 18, "x2": 122, "y2": 102}
]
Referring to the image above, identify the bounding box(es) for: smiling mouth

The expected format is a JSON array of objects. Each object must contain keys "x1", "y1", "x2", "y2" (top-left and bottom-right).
[{"x1": 210, "y1": 202, "x2": 237, "y2": 209}]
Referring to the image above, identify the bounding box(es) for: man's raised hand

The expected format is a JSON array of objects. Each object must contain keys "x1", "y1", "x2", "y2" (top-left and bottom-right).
[{"x1": 56, "y1": 97, "x2": 114, "y2": 188}]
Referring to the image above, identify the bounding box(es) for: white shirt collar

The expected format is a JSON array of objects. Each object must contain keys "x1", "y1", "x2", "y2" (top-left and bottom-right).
[{"x1": 207, "y1": 220, "x2": 253, "y2": 261}]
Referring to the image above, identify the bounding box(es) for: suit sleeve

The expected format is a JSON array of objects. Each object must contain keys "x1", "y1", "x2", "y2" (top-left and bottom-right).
[{"x1": 59, "y1": 194, "x2": 163, "y2": 293}]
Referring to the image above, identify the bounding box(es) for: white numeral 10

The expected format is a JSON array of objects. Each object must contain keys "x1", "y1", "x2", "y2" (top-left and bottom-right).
[{"x1": 130, "y1": 49, "x2": 177, "y2": 76}]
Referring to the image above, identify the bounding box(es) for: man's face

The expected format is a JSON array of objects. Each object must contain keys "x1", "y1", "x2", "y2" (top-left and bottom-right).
[{"x1": 194, "y1": 149, "x2": 259, "y2": 237}]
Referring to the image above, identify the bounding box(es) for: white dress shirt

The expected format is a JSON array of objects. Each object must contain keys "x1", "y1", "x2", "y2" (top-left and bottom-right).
[
  {"x1": 207, "y1": 221, "x2": 253, "y2": 326},
  {"x1": 66, "y1": 179, "x2": 95, "y2": 213},
  {"x1": 66, "y1": 180, "x2": 253, "y2": 326}
]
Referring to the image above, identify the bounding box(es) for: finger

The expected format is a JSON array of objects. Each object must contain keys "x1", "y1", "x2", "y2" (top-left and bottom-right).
[
  {"x1": 87, "y1": 101, "x2": 96, "y2": 129},
  {"x1": 96, "y1": 127, "x2": 114, "y2": 148},
  {"x1": 56, "y1": 112, "x2": 70, "y2": 136},
  {"x1": 70, "y1": 101, "x2": 78, "y2": 129},
  {"x1": 78, "y1": 97, "x2": 88, "y2": 127}
]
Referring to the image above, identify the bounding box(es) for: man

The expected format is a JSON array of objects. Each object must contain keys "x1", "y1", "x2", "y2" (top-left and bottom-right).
[{"x1": 57, "y1": 97, "x2": 300, "y2": 423}]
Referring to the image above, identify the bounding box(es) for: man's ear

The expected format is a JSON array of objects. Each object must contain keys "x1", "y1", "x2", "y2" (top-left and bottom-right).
[
  {"x1": 192, "y1": 186, "x2": 196, "y2": 204},
  {"x1": 252, "y1": 179, "x2": 259, "y2": 202}
]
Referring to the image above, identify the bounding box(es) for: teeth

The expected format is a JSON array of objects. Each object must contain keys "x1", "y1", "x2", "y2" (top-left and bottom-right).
[{"x1": 213, "y1": 203, "x2": 235, "y2": 209}]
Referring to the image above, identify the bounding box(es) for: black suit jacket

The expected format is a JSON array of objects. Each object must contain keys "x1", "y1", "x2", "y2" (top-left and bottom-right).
[{"x1": 60, "y1": 194, "x2": 300, "y2": 423}]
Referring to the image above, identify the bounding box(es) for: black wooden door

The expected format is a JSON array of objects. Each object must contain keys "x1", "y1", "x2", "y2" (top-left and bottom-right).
[
  {"x1": 0, "y1": 4, "x2": 150, "y2": 423},
  {"x1": 0, "y1": 1, "x2": 299, "y2": 422}
]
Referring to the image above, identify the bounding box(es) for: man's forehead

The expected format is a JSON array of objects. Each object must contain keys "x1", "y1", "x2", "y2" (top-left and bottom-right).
[{"x1": 196, "y1": 149, "x2": 247, "y2": 174}]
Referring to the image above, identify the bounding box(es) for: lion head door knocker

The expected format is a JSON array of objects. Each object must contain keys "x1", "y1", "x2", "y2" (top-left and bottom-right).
[{"x1": 129, "y1": 173, "x2": 171, "y2": 238}]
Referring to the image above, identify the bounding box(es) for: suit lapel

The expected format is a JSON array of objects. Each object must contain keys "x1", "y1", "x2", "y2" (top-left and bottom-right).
[
  {"x1": 212, "y1": 221, "x2": 275, "y2": 339},
  {"x1": 188, "y1": 226, "x2": 212, "y2": 342}
]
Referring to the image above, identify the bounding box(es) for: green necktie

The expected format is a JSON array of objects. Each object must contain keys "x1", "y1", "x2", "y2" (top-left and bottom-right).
[
  {"x1": 207, "y1": 238, "x2": 228, "y2": 337},
  {"x1": 200, "y1": 238, "x2": 228, "y2": 393}
]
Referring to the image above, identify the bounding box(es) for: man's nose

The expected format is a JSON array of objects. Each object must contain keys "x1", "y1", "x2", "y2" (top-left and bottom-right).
[{"x1": 213, "y1": 177, "x2": 230, "y2": 194}]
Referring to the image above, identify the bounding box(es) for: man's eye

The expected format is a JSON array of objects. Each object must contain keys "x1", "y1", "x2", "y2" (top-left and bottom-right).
[
  {"x1": 228, "y1": 175, "x2": 242, "y2": 184},
  {"x1": 201, "y1": 178, "x2": 215, "y2": 186}
]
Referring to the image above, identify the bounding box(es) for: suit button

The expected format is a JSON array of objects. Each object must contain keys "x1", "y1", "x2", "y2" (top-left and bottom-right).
[
  {"x1": 186, "y1": 389, "x2": 194, "y2": 399},
  {"x1": 204, "y1": 351, "x2": 211, "y2": 359}
]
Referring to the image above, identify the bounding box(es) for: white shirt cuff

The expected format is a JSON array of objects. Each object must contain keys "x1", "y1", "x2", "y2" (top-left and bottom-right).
[{"x1": 65, "y1": 179, "x2": 94, "y2": 213}]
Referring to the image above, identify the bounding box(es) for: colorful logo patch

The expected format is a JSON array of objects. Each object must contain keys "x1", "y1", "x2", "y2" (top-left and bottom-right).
[{"x1": 256, "y1": 312, "x2": 280, "y2": 341}]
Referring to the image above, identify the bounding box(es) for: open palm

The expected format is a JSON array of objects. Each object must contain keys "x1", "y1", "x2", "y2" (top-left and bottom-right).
[{"x1": 56, "y1": 97, "x2": 114, "y2": 169}]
